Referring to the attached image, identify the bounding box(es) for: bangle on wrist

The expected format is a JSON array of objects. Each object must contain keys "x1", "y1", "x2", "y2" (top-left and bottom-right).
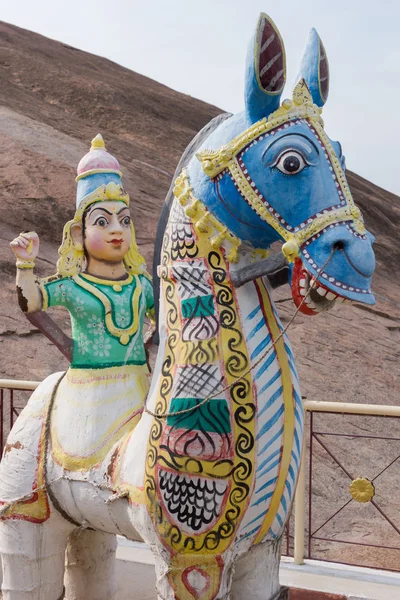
[{"x1": 16, "y1": 260, "x2": 35, "y2": 270}]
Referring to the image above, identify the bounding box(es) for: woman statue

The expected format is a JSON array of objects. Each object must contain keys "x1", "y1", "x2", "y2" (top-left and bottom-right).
[{"x1": 3, "y1": 134, "x2": 154, "y2": 525}]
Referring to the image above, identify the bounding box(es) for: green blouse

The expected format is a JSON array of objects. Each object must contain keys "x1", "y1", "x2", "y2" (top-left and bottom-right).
[{"x1": 40, "y1": 273, "x2": 154, "y2": 369}]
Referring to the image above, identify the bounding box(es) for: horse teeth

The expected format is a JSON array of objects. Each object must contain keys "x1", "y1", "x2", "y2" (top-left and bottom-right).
[
  {"x1": 299, "y1": 278, "x2": 306, "y2": 287},
  {"x1": 305, "y1": 297, "x2": 316, "y2": 308},
  {"x1": 300, "y1": 288, "x2": 306, "y2": 296},
  {"x1": 325, "y1": 291, "x2": 336, "y2": 301},
  {"x1": 316, "y1": 287, "x2": 326, "y2": 297}
]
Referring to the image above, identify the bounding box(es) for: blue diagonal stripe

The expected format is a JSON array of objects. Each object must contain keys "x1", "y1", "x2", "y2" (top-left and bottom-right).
[
  {"x1": 259, "y1": 368, "x2": 281, "y2": 396},
  {"x1": 251, "y1": 335, "x2": 272, "y2": 361},
  {"x1": 284, "y1": 342, "x2": 296, "y2": 364},
  {"x1": 248, "y1": 318, "x2": 265, "y2": 341},
  {"x1": 258, "y1": 385, "x2": 284, "y2": 418},
  {"x1": 294, "y1": 428, "x2": 301, "y2": 457},
  {"x1": 294, "y1": 403, "x2": 303, "y2": 427},
  {"x1": 256, "y1": 476, "x2": 278, "y2": 495},
  {"x1": 289, "y1": 360, "x2": 300, "y2": 385},
  {"x1": 288, "y1": 464, "x2": 296, "y2": 484},
  {"x1": 247, "y1": 305, "x2": 261, "y2": 321},
  {"x1": 251, "y1": 490, "x2": 274, "y2": 507},
  {"x1": 254, "y1": 350, "x2": 275, "y2": 380},
  {"x1": 256, "y1": 404, "x2": 284, "y2": 441},
  {"x1": 258, "y1": 457, "x2": 281, "y2": 480},
  {"x1": 239, "y1": 525, "x2": 260, "y2": 541},
  {"x1": 257, "y1": 446, "x2": 282, "y2": 473},
  {"x1": 258, "y1": 424, "x2": 284, "y2": 456},
  {"x1": 242, "y1": 509, "x2": 268, "y2": 530}
]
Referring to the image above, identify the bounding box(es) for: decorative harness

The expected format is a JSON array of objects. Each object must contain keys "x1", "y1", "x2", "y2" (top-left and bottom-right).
[{"x1": 178, "y1": 78, "x2": 365, "y2": 263}]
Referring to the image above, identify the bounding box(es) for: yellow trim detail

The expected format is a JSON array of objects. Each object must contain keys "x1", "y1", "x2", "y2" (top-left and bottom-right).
[
  {"x1": 228, "y1": 156, "x2": 363, "y2": 251},
  {"x1": 168, "y1": 553, "x2": 222, "y2": 600},
  {"x1": 91, "y1": 133, "x2": 106, "y2": 150},
  {"x1": 76, "y1": 168, "x2": 123, "y2": 182},
  {"x1": 72, "y1": 274, "x2": 142, "y2": 345},
  {"x1": 174, "y1": 169, "x2": 241, "y2": 263},
  {"x1": 0, "y1": 421, "x2": 49, "y2": 523},
  {"x1": 148, "y1": 219, "x2": 256, "y2": 556},
  {"x1": 196, "y1": 80, "x2": 322, "y2": 178},
  {"x1": 196, "y1": 79, "x2": 365, "y2": 259},
  {"x1": 51, "y1": 408, "x2": 142, "y2": 472},
  {"x1": 110, "y1": 430, "x2": 147, "y2": 506},
  {"x1": 50, "y1": 365, "x2": 148, "y2": 472},
  {"x1": 253, "y1": 280, "x2": 295, "y2": 544},
  {"x1": 80, "y1": 273, "x2": 133, "y2": 287},
  {"x1": 39, "y1": 279, "x2": 50, "y2": 311},
  {"x1": 75, "y1": 182, "x2": 129, "y2": 213}
]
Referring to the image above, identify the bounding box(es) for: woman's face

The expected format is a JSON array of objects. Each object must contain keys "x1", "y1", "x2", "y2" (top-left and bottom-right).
[{"x1": 83, "y1": 201, "x2": 132, "y2": 263}]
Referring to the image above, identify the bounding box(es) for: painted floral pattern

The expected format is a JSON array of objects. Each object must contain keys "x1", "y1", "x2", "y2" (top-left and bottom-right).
[
  {"x1": 73, "y1": 297, "x2": 88, "y2": 319},
  {"x1": 77, "y1": 333, "x2": 92, "y2": 355},
  {"x1": 115, "y1": 307, "x2": 131, "y2": 328},
  {"x1": 43, "y1": 274, "x2": 154, "y2": 368},
  {"x1": 92, "y1": 338, "x2": 112, "y2": 358}
]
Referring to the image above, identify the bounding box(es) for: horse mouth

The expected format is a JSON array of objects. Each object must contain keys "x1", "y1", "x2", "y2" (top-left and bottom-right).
[{"x1": 291, "y1": 260, "x2": 351, "y2": 316}]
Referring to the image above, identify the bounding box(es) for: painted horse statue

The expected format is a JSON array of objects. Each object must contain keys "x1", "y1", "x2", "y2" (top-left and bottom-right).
[{"x1": 0, "y1": 13, "x2": 375, "y2": 600}]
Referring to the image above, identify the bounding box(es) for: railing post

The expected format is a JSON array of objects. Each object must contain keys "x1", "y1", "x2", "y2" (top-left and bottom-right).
[{"x1": 294, "y1": 425, "x2": 307, "y2": 564}]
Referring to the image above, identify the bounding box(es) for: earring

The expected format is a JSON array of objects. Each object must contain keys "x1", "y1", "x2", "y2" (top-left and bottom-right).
[{"x1": 75, "y1": 242, "x2": 83, "y2": 252}]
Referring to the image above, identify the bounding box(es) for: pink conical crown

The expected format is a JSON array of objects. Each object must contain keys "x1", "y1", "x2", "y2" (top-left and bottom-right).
[{"x1": 76, "y1": 134, "x2": 122, "y2": 181}]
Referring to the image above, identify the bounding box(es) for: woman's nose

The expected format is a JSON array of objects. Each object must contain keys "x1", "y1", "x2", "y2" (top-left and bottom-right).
[{"x1": 109, "y1": 216, "x2": 123, "y2": 233}]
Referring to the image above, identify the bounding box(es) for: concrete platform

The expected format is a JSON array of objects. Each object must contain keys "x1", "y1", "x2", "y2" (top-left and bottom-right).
[{"x1": 116, "y1": 538, "x2": 400, "y2": 600}]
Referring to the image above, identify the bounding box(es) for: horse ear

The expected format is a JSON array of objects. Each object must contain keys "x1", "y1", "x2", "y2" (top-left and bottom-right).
[
  {"x1": 244, "y1": 13, "x2": 286, "y2": 121},
  {"x1": 297, "y1": 28, "x2": 329, "y2": 107}
]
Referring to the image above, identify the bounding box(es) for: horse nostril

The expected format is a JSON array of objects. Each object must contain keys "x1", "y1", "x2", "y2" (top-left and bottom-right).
[{"x1": 333, "y1": 241, "x2": 345, "y2": 251}]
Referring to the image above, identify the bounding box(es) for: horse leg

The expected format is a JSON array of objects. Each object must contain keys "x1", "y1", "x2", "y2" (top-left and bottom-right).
[
  {"x1": 231, "y1": 540, "x2": 286, "y2": 600},
  {"x1": 153, "y1": 552, "x2": 236, "y2": 600},
  {"x1": 64, "y1": 529, "x2": 117, "y2": 600},
  {"x1": 0, "y1": 517, "x2": 71, "y2": 600}
]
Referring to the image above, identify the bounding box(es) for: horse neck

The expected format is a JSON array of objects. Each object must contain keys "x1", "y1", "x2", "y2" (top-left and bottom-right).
[{"x1": 158, "y1": 196, "x2": 290, "y2": 421}]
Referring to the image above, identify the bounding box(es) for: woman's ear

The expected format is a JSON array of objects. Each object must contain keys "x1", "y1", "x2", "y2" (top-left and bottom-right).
[{"x1": 70, "y1": 222, "x2": 84, "y2": 251}]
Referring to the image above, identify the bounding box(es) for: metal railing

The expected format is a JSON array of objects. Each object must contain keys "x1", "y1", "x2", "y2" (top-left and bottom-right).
[
  {"x1": 294, "y1": 401, "x2": 400, "y2": 571},
  {"x1": 0, "y1": 380, "x2": 399, "y2": 572},
  {"x1": 0, "y1": 379, "x2": 39, "y2": 451}
]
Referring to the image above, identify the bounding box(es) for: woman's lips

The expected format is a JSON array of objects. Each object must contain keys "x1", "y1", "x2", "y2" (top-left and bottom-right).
[{"x1": 108, "y1": 239, "x2": 123, "y2": 246}]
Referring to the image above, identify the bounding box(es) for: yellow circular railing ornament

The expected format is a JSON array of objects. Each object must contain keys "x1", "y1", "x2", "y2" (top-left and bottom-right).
[{"x1": 349, "y1": 478, "x2": 375, "y2": 503}]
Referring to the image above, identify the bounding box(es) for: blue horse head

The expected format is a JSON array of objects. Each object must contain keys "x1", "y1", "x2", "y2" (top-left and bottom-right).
[{"x1": 184, "y1": 13, "x2": 375, "y2": 313}]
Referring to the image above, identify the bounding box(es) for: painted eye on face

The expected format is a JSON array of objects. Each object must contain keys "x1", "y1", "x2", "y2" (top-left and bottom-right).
[
  {"x1": 274, "y1": 150, "x2": 308, "y2": 176},
  {"x1": 121, "y1": 215, "x2": 131, "y2": 226},
  {"x1": 95, "y1": 217, "x2": 108, "y2": 228}
]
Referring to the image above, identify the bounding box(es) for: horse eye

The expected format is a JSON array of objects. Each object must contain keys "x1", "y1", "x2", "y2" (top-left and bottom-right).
[{"x1": 275, "y1": 151, "x2": 307, "y2": 175}]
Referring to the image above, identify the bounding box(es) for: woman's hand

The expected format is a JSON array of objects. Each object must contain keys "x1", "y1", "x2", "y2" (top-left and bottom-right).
[{"x1": 10, "y1": 232, "x2": 40, "y2": 262}]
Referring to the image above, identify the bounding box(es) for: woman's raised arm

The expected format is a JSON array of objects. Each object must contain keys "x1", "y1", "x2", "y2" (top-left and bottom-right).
[{"x1": 10, "y1": 232, "x2": 43, "y2": 313}]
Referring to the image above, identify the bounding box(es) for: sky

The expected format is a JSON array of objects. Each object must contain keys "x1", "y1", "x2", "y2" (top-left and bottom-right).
[{"x1": 2, "y1": 0, "x2": 400, "y2": 196}]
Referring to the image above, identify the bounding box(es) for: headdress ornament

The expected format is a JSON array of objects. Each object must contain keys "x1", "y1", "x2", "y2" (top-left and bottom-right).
[
  {"x1": 51, "y1": 134, "x2": 145, "y2": 278},
  {"x1": 75, "y1": 134, "x2": 129, "y2": 213},
  {"x1": 76, "y1": 134, "x2": 122, "y2": 182}
]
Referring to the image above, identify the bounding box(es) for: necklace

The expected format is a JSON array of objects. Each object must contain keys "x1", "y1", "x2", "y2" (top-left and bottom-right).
[{"x1": 73, "y1": 274, "x2": 142, "y2": 345}]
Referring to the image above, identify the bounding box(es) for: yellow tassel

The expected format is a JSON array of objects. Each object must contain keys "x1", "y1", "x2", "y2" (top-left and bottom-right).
[
  {"x1": 227, "y1": 247, "x2": 239, "y2": 263},
  {"x1": 281, "y1": 240, "x2": 300, "y2": 262},
  {"x1": 196, "y1": 213, "x2": 210, "y2": 233},
  {"x1": 185, "y1": 200, "x2": 199, "y2": 218},
  {"x1": 210, "y1": 230, "x2": 226, "y2": 249}
]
